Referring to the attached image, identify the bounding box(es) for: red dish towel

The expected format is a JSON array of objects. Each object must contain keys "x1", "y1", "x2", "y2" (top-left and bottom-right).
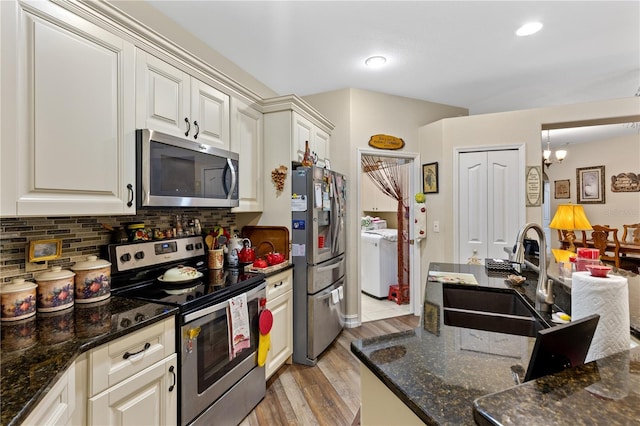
[{"x1": 228, "y1": 293, "x2": 250, "y2": 359}]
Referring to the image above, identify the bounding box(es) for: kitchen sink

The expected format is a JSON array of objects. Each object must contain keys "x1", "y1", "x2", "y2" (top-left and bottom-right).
[{"x1": 442, "y1": 284, "x2": 546, "y2": 337}]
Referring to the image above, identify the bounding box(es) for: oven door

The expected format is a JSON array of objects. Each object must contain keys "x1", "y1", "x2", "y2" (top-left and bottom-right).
[{"x1": 180, "y1": 282, "x2": 265, "y2": 425}]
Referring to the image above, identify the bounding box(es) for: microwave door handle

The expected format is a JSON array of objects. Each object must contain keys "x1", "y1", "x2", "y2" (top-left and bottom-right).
[{"x1": 224, "y1": 159, "x2": 238, "y2": 199}]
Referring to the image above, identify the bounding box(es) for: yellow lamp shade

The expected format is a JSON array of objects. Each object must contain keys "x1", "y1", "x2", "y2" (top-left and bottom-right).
[{"x1": 549, "y1": 204, "x2": 592, "y2": 231}]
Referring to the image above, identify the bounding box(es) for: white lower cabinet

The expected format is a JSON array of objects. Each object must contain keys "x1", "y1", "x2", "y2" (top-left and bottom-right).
[
  {"x1": 88, "y1": 354, "x2": 177, "y2": 426},
  {"x1": 22, "y1": 361, "x2": 77, "y2": 426},
  {"x1": 87, "y1": 317, "x2": 177, "y2": 425},
  {"x1": 265, "y1": 269, "x2": 293, "y2": 379}
]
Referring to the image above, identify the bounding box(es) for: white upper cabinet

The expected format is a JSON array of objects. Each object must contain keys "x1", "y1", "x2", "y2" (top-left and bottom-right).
[
  {"x1": 361, "y1": 173, "x2": 397, "y2": 212},
  {"x1": 1, "y1": 0, "x2": 136, "y2": 216},
  {"x1": 292, "y1": 112, "x2": 330, "y2": 168},
  {"x1": 136, "y1": 50, "x2": 230, "y2": 150},
  {"x1": 230, "y1": 98, "x2": 264, "y2": 212}
]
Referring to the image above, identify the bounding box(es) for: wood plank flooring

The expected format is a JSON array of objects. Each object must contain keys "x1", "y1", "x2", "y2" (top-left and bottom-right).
[{"x1": 240, "y1": 314, "x2": 420, "y2": 426}]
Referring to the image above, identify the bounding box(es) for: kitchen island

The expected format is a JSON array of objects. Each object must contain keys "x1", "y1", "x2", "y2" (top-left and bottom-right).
[{"x1": 351, "y1": 262, "x2": 640, "y2": 425}]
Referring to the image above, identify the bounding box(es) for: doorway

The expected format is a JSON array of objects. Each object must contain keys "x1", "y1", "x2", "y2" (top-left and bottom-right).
[{"x1": 357, "y1": 149, "x2": 421, "y2": 323}]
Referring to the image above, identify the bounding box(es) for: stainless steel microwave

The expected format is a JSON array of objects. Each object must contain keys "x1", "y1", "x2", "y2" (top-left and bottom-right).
[{"x1": 136, "y1": 129, "x2": 239, "y2": 208}]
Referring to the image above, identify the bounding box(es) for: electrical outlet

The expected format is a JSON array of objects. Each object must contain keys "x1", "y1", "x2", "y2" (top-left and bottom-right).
[{"x1": 433, "y1": 221, "x2": 440, "y2": 233}]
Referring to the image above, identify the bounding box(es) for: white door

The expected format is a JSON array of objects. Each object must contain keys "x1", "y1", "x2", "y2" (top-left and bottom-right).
[{"x1": 458, "y1": 149, "x2": 520, "y2": 262}]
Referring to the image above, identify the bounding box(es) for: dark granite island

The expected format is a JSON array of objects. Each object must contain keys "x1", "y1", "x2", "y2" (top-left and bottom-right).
[{"x1": 350, "y1": 262, "x2": 640, "y2": 425}]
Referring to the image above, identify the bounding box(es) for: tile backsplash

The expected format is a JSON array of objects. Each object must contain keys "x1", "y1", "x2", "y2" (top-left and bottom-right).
[{"x1": 0, "y1": 209, "x2": 237, "y2": 283}]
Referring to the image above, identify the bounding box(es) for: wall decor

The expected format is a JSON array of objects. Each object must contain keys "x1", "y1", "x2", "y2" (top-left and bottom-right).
[
  {"x1": 368, "y1": 134, "x2": 405, "y2": 150},
  {"x1": 577, "y1": 165, "x2": 605, "y2": 204},
  {"x1": 611, "y1": 172, "x2": 640, "y2": 192},
  {"x1": 554, "y1": 179, "x2": 571, "y2": 199},
  {"x1": 526, "y1": 166, "x2": 542, "y2": 206},
  {"x1": 28, "y1": 239, "x2": 62, "y2": 262},
  {"x1": 422, "y1": 162, "x2": 439, "y2": 194},
  {"x1": 423, "y1": 301, "x2": 440, "y2": 336}
]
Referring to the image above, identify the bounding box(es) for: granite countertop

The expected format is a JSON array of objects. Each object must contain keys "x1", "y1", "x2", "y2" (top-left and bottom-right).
[
  {"x1": 1, "y1": 296, "x2": 177, "y2": 426},
  {"x1": 350, "y1": 262, "x2": 640, "y2": 425}
]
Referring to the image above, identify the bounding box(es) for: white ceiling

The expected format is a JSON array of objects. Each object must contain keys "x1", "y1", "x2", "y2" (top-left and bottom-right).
[{"x1": 145, "y1": 1, "x2": 640, "y2": 145}]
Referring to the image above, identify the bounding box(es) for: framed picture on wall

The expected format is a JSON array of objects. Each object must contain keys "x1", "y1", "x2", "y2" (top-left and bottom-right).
[
  {"x1": 422, "y1": 162, "x2": 439, "y2": 194},
  {"x1": 554, "y1": 179, "x2": 570, "y2": 199},
  {"x1": 577, "y1": 165, "x2": 605, "y2": 204}
]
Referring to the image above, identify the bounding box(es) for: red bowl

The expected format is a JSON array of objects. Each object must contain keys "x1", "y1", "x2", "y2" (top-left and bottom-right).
[{"x1": 585, "y1": 264, "x2": 611, "y2": 278}]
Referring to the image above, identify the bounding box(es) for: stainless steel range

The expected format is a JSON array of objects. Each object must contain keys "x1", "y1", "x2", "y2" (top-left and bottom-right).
[{"x1": 106, "y1": 236, "x2": 266, "y2": 426}]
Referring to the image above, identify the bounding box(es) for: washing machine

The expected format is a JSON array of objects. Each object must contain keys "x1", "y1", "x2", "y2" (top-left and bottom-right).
[{"x1": 360, "y1": 229, "x2": 398, "y2": 298}]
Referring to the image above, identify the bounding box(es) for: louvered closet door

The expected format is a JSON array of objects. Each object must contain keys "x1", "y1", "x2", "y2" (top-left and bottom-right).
[{"x1": 458, "y1": 150, "x2": 520, "y2": 263}]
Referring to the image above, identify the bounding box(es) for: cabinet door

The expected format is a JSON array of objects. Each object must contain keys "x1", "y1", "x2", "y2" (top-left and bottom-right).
[
  {"x1": 361, "y1": 173, "x2": 396, "y2": 212},
  {"x1": 191, "y1": 78, "x2": 230, "y2": 149},
  {"x1": 265, "y1": 290, "x2": 293, "y2": 379},
  {"x1": 23, "y1": 361, "x2": 75, "y2": 426},
  {"x1": 135, "y1": 50, "x2": 190, "y2": 138},
  {"x1": 231, "y1": 98, "x2": 263, "y2": 212},
  {"x1": 7, "y1": 1, "x2": 135, "y2": 216},
  {"x1": 88, "y1": 354, "x2": 178, "y2": 426},
  {"x1": 312, "y1": 127, "x2": 330, "y2": 168},
  {"x1": 292, "y1": 113, "x2": 312, "y2": 163}
]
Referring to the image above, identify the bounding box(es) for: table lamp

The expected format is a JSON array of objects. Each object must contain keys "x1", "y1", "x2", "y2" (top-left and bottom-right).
[{"x1": 549, "y1": 204, "x2": 593, "y2": 252}]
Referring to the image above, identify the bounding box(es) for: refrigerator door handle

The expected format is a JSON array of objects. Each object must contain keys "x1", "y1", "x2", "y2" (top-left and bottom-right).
[{"x1": 316, "y1": 262, "x2": 341, "y2": 273}]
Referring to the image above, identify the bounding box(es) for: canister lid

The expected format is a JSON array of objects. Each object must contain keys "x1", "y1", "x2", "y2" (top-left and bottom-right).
[
  {"x1": 0, "y1": 278, "x2": 37, "y2": 293},
  {"x1": 35, "y1": 266, "x2": 75, "y2": 281},
  {"x1": 71, "y1": 255, "x2": 111, "y2": 271}
]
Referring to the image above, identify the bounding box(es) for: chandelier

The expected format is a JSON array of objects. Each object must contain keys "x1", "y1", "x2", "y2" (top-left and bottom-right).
[{"x1": 543, "y1": 130, "x2": 567, "y2": 168}]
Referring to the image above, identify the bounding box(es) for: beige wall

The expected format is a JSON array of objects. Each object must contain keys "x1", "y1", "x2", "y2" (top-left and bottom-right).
[
  {"x1": 304, "y1": 89, "x2": 468, "y2": 322},
  {"x1": 418, "y1": 97, "x2": 640, "y2": 303},
  {"x1": 545, "y1": 132, "x2": 640, "y2": 247}
]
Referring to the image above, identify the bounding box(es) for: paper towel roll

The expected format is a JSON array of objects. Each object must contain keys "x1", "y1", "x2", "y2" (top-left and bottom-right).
[{"x1": 571, "y1": 271, "x2": 630, "y2": 363}]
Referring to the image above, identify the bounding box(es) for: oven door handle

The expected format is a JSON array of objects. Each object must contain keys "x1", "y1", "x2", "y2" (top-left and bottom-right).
[{"x1": 183, "y1": 282, "x2": 266, "y2": 323}]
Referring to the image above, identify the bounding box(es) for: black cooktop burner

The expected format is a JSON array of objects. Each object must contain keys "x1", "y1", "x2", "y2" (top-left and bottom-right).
[{"x1": 112, "y1": 267, "x2": 264, "y2": 314}]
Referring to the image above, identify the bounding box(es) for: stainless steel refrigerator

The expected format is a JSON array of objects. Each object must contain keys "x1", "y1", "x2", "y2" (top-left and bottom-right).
[{"x1": 291, "y1": 166, "x2": 347, "y2": 366}]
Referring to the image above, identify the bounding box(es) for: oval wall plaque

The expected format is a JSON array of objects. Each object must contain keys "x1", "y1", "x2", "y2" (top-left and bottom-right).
[
  {"x1": 526, "y1": 166, "x2": 542, "y2": 206},
  {"x1": 368, "y1": 134, "x2": 405, "y2": 150}
]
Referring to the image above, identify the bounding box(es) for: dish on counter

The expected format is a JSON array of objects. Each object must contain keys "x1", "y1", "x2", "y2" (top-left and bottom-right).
[{"x1": 585, "y1": 264, "x2": 611, "y2": 278}]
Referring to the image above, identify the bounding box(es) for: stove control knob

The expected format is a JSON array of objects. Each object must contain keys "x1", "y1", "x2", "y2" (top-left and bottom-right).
[
  {"x1": 135, "y1": 312, "x2": 147, "y2": 323},
  {"x1": 195, "y1": 242, "x2": 203, "y2": 250},
  {"x1": 186, "y1": 243, "x2": 194, "y2": 251},
  {"x1": 134, "y1": 251, "x2": 145, "y2": 260},
  {"x1": 120, "y1": 253, "x2": 131, "y2": 262},
  {"x1": 120, "y1": 317, "x2": 132, "y2": 328}
]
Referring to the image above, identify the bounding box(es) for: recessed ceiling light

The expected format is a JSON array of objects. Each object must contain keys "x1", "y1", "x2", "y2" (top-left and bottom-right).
[
  {"x1": 365, "y1": 56, "x2": 387, "y2": 68},
  {"x1": 516, "y1": 22, "x2": 543, "y2": 36}
]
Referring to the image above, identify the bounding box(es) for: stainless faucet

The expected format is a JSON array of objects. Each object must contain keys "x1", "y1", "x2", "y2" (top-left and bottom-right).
[{"x1": 512, "y1": 223, "x2": 554, "y2": 313}]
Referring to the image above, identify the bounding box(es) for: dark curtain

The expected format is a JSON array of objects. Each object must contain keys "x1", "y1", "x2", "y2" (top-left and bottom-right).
[{"x1": 361, "y1": 155, "x2": 410, "y2": 303}]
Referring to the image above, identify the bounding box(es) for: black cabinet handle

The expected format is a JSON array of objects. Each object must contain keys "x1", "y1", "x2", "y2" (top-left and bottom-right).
[
  {"x1": 126, "y1": 184, "x2": 134, "y2": 207},
  {"x1": 184, "y1": 117, "x2": 190, "y2": 136},
  {"x1": 193, "y1": 121, "x2": 199, "y2": 139},
  {"x1": 123, "y1": 342, "x2": 151, "y2": 359},
  {"x1": 169, "y1": 365, "x2": 176, "y2": 392}
]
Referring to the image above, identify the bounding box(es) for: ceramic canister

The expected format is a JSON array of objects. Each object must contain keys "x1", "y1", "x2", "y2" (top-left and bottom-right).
[
  {"x1": 71, "y1": 256, "x2": 111, "y2": 303},
  {"x1": 34, "y1": 266, "x2": 75, "y2": 312},
  {"x1": 0, "y1": 278, "x2": 37, "y2": 322}
]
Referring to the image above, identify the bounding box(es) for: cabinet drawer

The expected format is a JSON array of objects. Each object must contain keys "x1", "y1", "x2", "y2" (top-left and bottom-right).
[
  {"x1": 266, "y1": 269, "x2": 292, "y2": 301},
  {"x1": 89, "y1": 317, "x2": 175, "y2": 396}
]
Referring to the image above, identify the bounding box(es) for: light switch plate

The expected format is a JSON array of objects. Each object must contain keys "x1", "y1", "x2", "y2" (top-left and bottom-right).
[{"x1": 433, "y1": 221, "x2": 440, "y2": 233}]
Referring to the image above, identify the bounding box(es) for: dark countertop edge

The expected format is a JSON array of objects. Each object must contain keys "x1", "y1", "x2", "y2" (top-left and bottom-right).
[
  {"x1": 2, "y1": 300, "x2": 178, "y2": 426},
  {"x1": 350, "y1": 337, "x2": 435, "y2": 425}
]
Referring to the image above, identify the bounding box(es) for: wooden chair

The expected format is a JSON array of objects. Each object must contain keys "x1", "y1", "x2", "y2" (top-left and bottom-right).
[
  {"x1": 589, "y1": 225, "x2": 621, "y2": 268},
  {"x1": 621, "y1": 223, "x2": 640, "y2": 244}
]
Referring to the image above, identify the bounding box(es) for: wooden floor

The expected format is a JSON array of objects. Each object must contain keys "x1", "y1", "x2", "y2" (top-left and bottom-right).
[{"x1": 240, "y1": 314, "x2": 420, "y2": 426}]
